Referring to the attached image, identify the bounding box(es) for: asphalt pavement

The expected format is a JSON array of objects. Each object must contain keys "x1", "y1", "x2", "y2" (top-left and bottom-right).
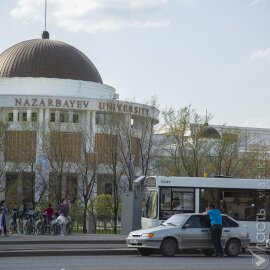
[{"x1": 0, "y1": 234, "x2": 269, "y2": 258}]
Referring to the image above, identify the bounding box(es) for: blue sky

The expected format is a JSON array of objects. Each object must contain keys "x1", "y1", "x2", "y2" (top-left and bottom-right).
[{"x1": 1, "y1": 0, "x2": 270, "y2": 128}]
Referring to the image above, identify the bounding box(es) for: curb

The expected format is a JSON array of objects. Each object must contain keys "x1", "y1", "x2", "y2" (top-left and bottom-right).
[
  {"x1": 0, "y1": 249, "x2": 138, "y2": 257},
  {"x1": 0, "y1": 240, "x2": 125, "y2": 245}
]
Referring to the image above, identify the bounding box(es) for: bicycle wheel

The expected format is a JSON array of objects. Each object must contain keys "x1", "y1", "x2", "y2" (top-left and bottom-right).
[
  {"x1": 8, "y1": 225, "x2": 15, "y2": 235},
  {"x1": 35, "y1": 223, "x2": 42, "y2": 235},
  {"x1": 17, "y1": 220, "x2": 23, "y2": 234},
  {"x1": 51, "y1": 224, "x2": 60, "y2": 235}
]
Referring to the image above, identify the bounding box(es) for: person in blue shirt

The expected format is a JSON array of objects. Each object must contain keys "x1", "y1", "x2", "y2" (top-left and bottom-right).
[{"x1": 204, "y1": 203, "x2": 224, "y2": 257}]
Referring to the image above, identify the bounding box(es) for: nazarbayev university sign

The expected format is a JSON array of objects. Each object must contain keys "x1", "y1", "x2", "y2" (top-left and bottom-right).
[{"x1": 0, "y1": 97, "x2": 154, "y2": 117}]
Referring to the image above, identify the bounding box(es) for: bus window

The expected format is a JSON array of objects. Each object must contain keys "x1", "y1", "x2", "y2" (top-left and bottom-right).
[
  {"x1": 200, "y1": 189, "x2": 220, "y2": 212},
  {"x1": 200, "y1": 188, "x2": 257, "y2": 221},
  {"x1": 222, "y1": 190, "x2": 256, "y2": 221},
  {"x1": 159, "y1": 187, "x2": 195, "y2": 220}
]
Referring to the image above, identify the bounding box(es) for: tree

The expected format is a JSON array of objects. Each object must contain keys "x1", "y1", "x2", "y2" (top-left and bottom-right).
[
  {"x1": 205, "y1": 126, "x2": 251, "y2": 177},
  {"x1": 74, "y1": 128, "x2": 100, "y2": 234},
  {"x1": 138, "y1": 97, "x2": 160, "y2": 177},
  {"x1": 40, "y1": 123, "x2": 77, "y2": 204},
  {"x1": 1, "y1": 121, "x2": 39, "y2": 208},
  {"x1": 96, "y1": 117, "x2": 124, "y2": 234},
  {"x1": 236, "y1": 143, "x2": 270, "y2": 179},
  {"x1": 93, "y1": 194, "x2": 114, "y2": 231},
  {"x1": 162, "y1": 105, "x2": 208, "y2": 177},
  {"x1": 0, "y1": 121, "x2": 10, "y2": 194},
  {"x1": 96, "y1": 98, "x2": 160, "y2": 232}
]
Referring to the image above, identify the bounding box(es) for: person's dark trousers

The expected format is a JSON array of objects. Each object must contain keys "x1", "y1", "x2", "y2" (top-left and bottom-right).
[
  {"x1": 2, "y1": 215, "x2": 7, "y2": 235},
  {"x1": 3, "y1": 223, "x2": 7, "y2": 235},
  {"x1": 210, "y1": 224, "x2": 223, "y2": 256}
]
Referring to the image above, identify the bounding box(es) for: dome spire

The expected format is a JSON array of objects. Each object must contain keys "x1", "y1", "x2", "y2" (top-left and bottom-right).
[
  {"x1": 203, "y1": 109, "x2": 209, "y2": 126},
  {"x1": 197, "y1": 109, "x2": 221, "y2": 139},
  {"x1": 41, "y1": 0, "x2": 49, "y2": 39},
  {"x1": 45, "y1": 0, "x2": 47, "y2": 31}
]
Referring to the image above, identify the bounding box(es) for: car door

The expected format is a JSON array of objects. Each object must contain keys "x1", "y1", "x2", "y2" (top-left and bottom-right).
[
  {"x1": 221, "y1": 216, "x2": 233, "y2": 245},
  {"x1": 181, "y1": 215, "x2": 212, "y2": 248}
]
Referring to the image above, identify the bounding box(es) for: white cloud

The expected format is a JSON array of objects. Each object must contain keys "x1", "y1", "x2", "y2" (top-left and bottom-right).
[
  {"x1": 251, "y1": 48, "x2": 270, "y2": 60},
  {"x1": 249, "y1": 0, "x2": 267, "y2": 6},
  {"x1": 10, "y1": 0, "x2": 170, "y2": 32},
  {"x1": 10, "y1": 0, "x2": 43, "y2": 21}
]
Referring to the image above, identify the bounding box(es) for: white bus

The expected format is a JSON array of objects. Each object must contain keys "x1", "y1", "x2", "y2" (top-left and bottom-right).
[{"x1": 141, "y1": 176, "x2": 270, "y2": 243}]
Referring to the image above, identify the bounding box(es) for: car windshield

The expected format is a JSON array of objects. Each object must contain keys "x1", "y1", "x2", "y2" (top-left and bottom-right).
[{"x1": 162, "y1": 215, "x2": 188, "y2": 226}]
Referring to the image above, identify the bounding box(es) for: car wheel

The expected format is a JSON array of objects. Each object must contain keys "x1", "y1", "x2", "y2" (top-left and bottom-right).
[
  {"x1": 160, "y1": 238, "x2": 177, "y2": 257},
  {"x1": 202, "y1": 249, "x2": 214, "y2": 256},
  {"x1": 137, "y1": 248, "x2": 153, "y2": 256},
  {"x1": 225, "y1": 239, "x2": 241, "y2": 257}
]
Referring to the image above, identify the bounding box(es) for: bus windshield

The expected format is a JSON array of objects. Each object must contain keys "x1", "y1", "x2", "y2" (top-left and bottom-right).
[{"x1": 142, "y1": 191, "x2": 158, "y2": 219}]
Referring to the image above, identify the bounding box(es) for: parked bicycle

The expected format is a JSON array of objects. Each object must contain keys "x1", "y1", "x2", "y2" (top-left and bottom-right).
[
  {"x1": 22, "y1": 210, "x2": 37, "y2": 235},
  {"x1": 8, "y1": 210, "x2": 23, "y2": 235},
  {"x1": 34, "y1": 212, "x2": 48, "y2": 235}
]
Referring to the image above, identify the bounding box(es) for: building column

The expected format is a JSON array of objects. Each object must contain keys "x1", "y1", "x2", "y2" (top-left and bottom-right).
[
  {"x1": 68, "y1": 111, "x2": 73, "y2": 123},
  {"x1": 55, "y1": 111, "x2": 60, "y2": 122},
  {"x1": 35, "y1": 108, "x2": 49, "y2": 202},
  {"x1": 85, "y1": 111, "x2": 91, "y2": 152},
  {"x1": 13, "y1": 109, "x2": 18, "y2": 122},
  {"x1": 91, "y1": 111, "x2": 96, "y2": 152},
  {"x1": 27, "y1": 109, "x2": 32, "y2": 122},
  {"x1": 44, "y1": 109, "x2": 50, "y2": 127}
]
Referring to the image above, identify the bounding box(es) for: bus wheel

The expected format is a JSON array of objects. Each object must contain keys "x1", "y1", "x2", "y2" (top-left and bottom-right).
[
  {"x1": 137, "y1": 248, "x2": 153, "y2": 256},
  {"x1": 160, "y1": 238, "x2": 177, "y2": 257},
  {"x1": 202, "y1": 249, "x2": 214, "y2": 256},
  {"x1": 225, "y1": 239, "x2": 241, "y2": 257}
]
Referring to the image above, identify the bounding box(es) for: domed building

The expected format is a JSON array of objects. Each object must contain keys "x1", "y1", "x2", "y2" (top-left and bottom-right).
[
  {"x1": 0, "y1": 31, "x2": 159, "y2": 206},
  {"x1": 197, "y1": 121, "x2": 221, "y2": 139}
]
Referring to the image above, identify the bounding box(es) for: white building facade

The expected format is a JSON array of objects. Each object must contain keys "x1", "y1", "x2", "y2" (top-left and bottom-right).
[{"x1": 0, "y1": 32, "x2": 159, "y2": 206}]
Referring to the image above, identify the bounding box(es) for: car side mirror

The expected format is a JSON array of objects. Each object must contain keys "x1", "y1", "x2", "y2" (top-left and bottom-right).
[{"x1": 183, "y1": 223, "x2": 191, "y2": 229}]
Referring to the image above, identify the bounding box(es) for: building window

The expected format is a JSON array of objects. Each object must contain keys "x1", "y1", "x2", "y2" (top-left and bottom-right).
[
  {"x1": 96, "y1": 112, "x2": 112, "y2": 125},
  {"x1": 22, "y1": 112, "x2": 27, "y2": 122},
  {"x1": 8, "y1": 113, "x2": 13, "y2": 122},
  {"x1": 50, "y1": 113, "x2": 55, "y2": 122},
  {"x1": 17, "y1": 112, "x2": 27, "y2": 122},
  {"x1": 31, "y1": 112, "x2": 37, "y2": 122},
  {"x1": 60, "y1": 113, "x2": 67, "y2": 123},
  {"x1": 105, "y1": 183, "x2": 112, "y2": 195},
  {"x1": 73, "y1": 113, "x2": 79, "y2": 123}
]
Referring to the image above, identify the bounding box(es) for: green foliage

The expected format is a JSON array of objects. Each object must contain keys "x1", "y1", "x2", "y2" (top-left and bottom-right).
[
  {"x1": 162, "y1": 105, "x2": 208, "y2": 177},
  {"x1": 93, "y1": 194, "x2": 114, "y2": 219}
]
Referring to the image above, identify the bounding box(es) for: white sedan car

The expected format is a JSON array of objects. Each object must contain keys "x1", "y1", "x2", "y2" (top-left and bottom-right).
[{"x1": 126, "y1": 213, "x2": 250, "y2": 257}]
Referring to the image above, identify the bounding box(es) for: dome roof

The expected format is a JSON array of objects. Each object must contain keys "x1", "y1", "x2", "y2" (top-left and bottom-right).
[
  {"x1": 0, "y1": 34, "x2": 103, "y2": 83},
  {"x1": 198, "y1": 122, "x2": 221, "y2": 139}
]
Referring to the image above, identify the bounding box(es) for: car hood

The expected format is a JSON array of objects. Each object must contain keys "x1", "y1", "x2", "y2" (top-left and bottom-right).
[{"x1": 128, "y1": 225, "x2": 179, "y2": 236}]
